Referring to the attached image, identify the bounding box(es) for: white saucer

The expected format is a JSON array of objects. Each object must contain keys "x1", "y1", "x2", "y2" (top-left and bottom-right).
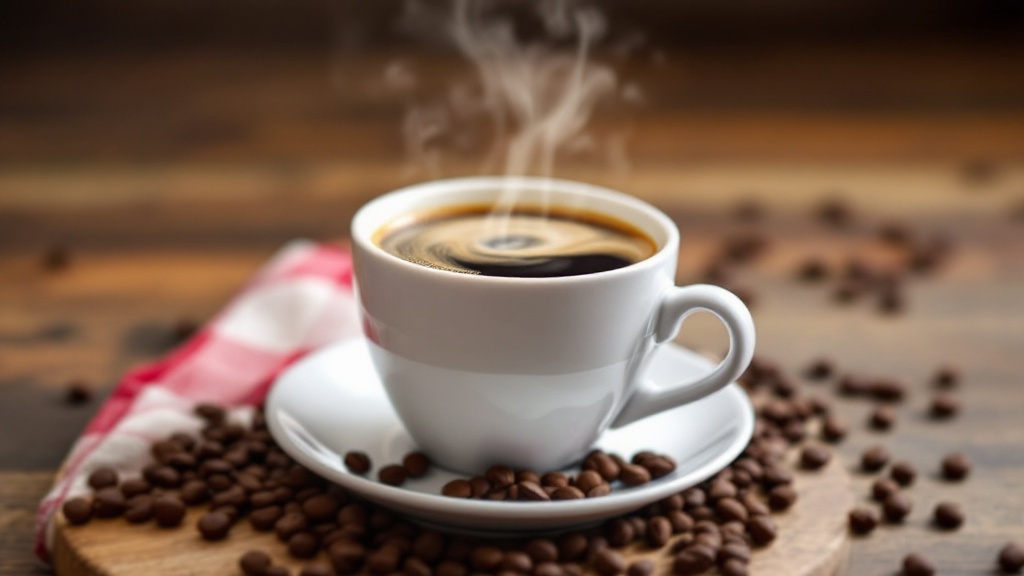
[{"x1": 266, "y1": 338, "x2": 754, "y2": 534}]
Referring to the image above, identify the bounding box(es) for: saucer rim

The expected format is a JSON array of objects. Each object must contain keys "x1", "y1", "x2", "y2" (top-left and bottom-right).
[{"x1": 266, "y1": 338, "x2": 754, "y2": 524}]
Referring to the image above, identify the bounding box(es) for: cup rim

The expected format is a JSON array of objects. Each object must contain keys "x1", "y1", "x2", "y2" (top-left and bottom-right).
[{"x1": 352, "y1": 176, "x2": 680, "y2": 284}]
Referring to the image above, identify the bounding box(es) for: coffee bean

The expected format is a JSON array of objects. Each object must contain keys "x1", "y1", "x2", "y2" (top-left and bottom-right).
[
  {"x1": 435, "y1": 560, "x2": 467, "y2": 576},
  {"x1": 378, "y1": 464, "x2": 408, "y2": 486},
  {"x1": 902, "y1": 553, "x2": 935, "y2": 576},
  {"x1": 817, "y1": 197, "x2": 853, "y2": 227},
  {"x1": 821, "y1": 416, "x2": 848, "y2": 443},
  {"x1": 250, "y1": 505, "x2": 283, "y2": 531},
  {"x1": 883, "y1": 492, "x2": 912, "y2": 523},
  {"x1": 93, "y1": 487, "x2": 127, "y2": 518},
  {"x1": 627, "y1": 558, "x2": 654, "y2": 576},
  {"x1": 999, "y1": 542, "x2": 1024, "y2": 573},
  {"x1": 439, "y1": 479, "x2": 472, "y2": 499},
  {"x1": 721, "y1": 558, "x2": 749, "y2": 576},
  {"x1": 872, "y1": 478, "x2": 900, "y2": 502},
  {"x1": 933, "y1": 501, "x2": 964, "y2": 530},
  {"x1": 556, "y1": 532, "x2": 588, "y2": 561},
  {"x1": 197, "y1": 511, "x2": 232, "y2": 540},
  {"x1": 343, "y1": 451, "x2": 371, "y2": 474},
  {"x1": 264, "y1": 566, "x2": 289, "y2": 576},
  {"x1": 63, "y1": 497, "x2": 93, "y2": 525},
  {"x1": 869, "y1": 405, "x2": 897, "y2": 430},
  {"x1": 65, "y1": 381, "x2": 93, "y2": 405},
  {"x1": 288, "y1": 532, "x2": 320, "y2": 559},
  {"x1": 848, "y1": 507, "x2": 880, "y2": 535},
  {"x1": 328, "y1": 540, "x2": 367, "y2": 573},
  {"x1": 467, "y1": 476, "x2": 490, "y2": 497},
  {"x1": 890, "y1": 461, "x2": 916, "y2": 486},
  {"x1": 643, "y1": 456, "x2": 677, "y2": 478},
  {"x1": 403, "y1": 452, "x2": 431, "y2": 478},
  {"x1": 275, "y1": 512, "x2": 308, "y2": 541},
  {"x1": 620, "y1": 464, "x2": 651, "y2": 486},
  {"x1": 584, "y1": 452, "x2": 621, "y2": 482},
  {"x1": 552, "y1": 486, "x2": 585, "y2": 500},
  {"x1": 716, "y1": 498, "x2": 748, "y2": 523},
  {"x1": 869, "y1": 379, "x2": 906, "y2": 402},
  {"x1": 929, "y1": 393, "x2": 960, "y2": 419},
  {"x1": 800, "y1": 444, "x2": 831, "y2": 470},
  {"x1": 941, "y1": 452, "x2": 971, "y2": 481},
  {"x1": 674, "y1": 544, "x2": 716, "y2": 574},
  {"x1": 533, "y1": 561, "x2": 563, "y2": 576},
  {"x1": 796, "y1": 258, "x2": 829, "y2": 283},
  {"x1": 152, "y1": 495, "x2": 186, "y2": 527},
  {"x1": 88, "y1": 467, "x2": 119, "y2": 490},
  {"x1": 592, "y1": 548, "x2": 625, "y2": 576},
  {"x1": 485, "y1": 465, "x2": 516, "y2": 488},
  {"x1": 518, "y1": 481, "x2": 550, "y2": 501},
  {"x1": 767, "y1": 485, "x2": 797, "y2": 511},
  {"x1": 119, "y1": 478, "x2": 152, "y2": 499},
  {"x1": 747, "y1": 515, "x2": 777, "y2": 546},
  {"x1": 761, "y1": 464, "x2": 793, "y2": 488},
  {"x1": 804, "y1": 358, "x2": 835, "y2": 381},
  {"x1": 469, "y1": 545, "x2": 504, "y2": 571},
  {"x1": 524, "y1": 539, "x2": 559, "y2": 564},
  {"x1": 500, "y1": 550, "x2": 532, "y2": 573},
  {"x1": 43, "y1": 244, "x2": 71, "y2": 271},
  {"x1": 861, "y1": 445, "x2": 891, "y2": 472},
  {"x1": 194, "y1": 402, "x2": 226, "y2": 424},
  {"x1": 645, "y1": 516, "x2": 671, "y2": 548},
  {"x1": 299, "y1": 566, "x2": 333, "y2": 576},
  {"x1": 239, "y1": 550, "x2": 272, "y2": 576},
  {"x1": 607, "y1": 518, "x2": 636, "y2": 547},
  {"x1": 366, "y1": 543, "x2": 402, "y2": 574},
  {"x1": 839, "y1": 375, "x2": 871, "y2": 397},
  {"x1": 708, "y1": 480, "x2": 737, "y2": 501},
  {"x1": 574, "y1": 470, "x2": 605, "y2": 494},
  {"x1": 878, "y1": 285, "x2": 905, "y2": 315},
  {"x1": 303, "y1": 493, "x2": 340, "y2": 522},
  {"x1": 933, "y1": 366, "x2": 961, "y2": 389},
  {"x1": 404, "y1": 557, "x2": 432, "y2": 576}
]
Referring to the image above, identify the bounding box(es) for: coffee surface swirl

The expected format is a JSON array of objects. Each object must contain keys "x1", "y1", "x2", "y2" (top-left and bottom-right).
[{"x1": 377, "y1": 208, "x2": 656, "y2": 278}]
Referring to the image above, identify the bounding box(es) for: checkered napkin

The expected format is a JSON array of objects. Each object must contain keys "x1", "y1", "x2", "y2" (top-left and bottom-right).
[{"x1": 34, "y1": 240, "x2": 359, "y2": 563}]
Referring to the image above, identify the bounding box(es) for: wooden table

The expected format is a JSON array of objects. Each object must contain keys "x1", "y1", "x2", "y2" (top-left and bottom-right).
[{"x1": 2, "y1": 42, "x2": 1024, "y2": 575}]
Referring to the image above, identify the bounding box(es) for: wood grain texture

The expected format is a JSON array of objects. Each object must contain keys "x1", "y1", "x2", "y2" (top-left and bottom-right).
[{"x1": 51, "y1": 459, "x2": 852, "y2": 576}]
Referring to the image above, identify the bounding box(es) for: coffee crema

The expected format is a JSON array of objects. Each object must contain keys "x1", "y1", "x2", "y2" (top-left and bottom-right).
[{"x1": 375, "y1": 205, "x2": 657, "y2": 278}]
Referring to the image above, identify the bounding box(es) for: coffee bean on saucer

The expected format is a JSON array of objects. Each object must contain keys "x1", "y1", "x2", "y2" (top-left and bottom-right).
[
  {"x1": 642, "y1": 455, "x2": 677, "y2": 478},
  {"x1": 240, "y1": 550, "x2": 272, "y2": 576},
  {"x1": 848, "y1": 507, "x2": 879, "y2": 535},
  {"x1": 929, "y1": 393, "x2": 960, "y2": 418},
  {"x1": 552, "y1": 486, "x2": 585, "y2": 500},
  {"x1": 861, "y1": 445, "x2": 891, "y2": 472},
  {"x1": 902, "y1": 553, "x2": 935, "y2": 576},
  {"x1": 883, "y1": 492, "x2": 912, "y2": 523},
  {"x1": 378, "y1": 464, "x2": 408, "y2": 486},
  {"x1": 441, "y1": 479, "x2": 472, "y2": 499},
  {"x1": 518, "y1": 481, "x2": 551, "y2": 501},
  {"x1": 933, "y1": 501, "x2": 964, "y2": 529},
  {"x1": 620, "y1": 464, "x2": 651, "y2": 486},
  {"x1": 63, "y1": 497, "x2": 93, "y2": 525},
  {"x1": 344, "y1": 451, "x2": 371, "y2": 474},
  {"x1": 153, "y1": 495, "x2": 186, "y2": 527},
  {"x1": 933, "y1": 365, "x2": 961, "y2": 389},
  {"x1": 403, "y1": 452, "x2": 431, "y2": 478},
  {"x1": 65, "y1": 380, "x2": 93, "y2": 405},
  {"x1": 871, "y1": 478, "x2": 900, "y2": 502},
  {"x1": 941, "y1": 452, "x2": 971, "y2": 481},
  {"x1": 486, "y1": 465, "x2": 516, "y2": 488},
  {"x1": 869, "y1": 405, "x2": 897, "y2": 431},
  {"x1": 197, "y1": 511, "x2": 232, "y2": 540},
  {"x1": 799, "y1": 444, "x2": 831, "y2": 470},
  {"x1": 584, "y1": 451, "x2": 621, "y2": 482},
  {"x1": 890, "y1": 461, "x2": 916, "y2": 486},
  {"x1": 88, "y1": 467, "x2": 119, "y2": 490},
  {"x1": 998, "y1": 542, "x2": 1024, "y2": 573}
]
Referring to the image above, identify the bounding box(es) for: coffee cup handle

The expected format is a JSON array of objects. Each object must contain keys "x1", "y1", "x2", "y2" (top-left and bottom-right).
[{"x1": 610, "y1": 284, "x2": 755, "y2": 428}]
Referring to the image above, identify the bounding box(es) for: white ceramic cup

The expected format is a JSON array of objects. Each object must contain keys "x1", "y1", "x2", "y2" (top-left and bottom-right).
[{"x1": 351, "y1": 177, "x2": 755, "y2": 474}]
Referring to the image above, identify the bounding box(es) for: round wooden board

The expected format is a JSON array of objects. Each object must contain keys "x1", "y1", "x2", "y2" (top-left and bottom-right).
[{"x1": 53, "y1": 457, "x2": 852, "y2": 576}]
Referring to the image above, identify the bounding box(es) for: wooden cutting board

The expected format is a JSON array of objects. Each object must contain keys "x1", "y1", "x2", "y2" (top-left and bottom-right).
[{"x1": 52, "y1": 457, "x2": 852, "y2": 576}]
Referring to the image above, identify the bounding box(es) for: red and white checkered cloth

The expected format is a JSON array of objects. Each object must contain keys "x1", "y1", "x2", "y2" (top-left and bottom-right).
[{"x1": 34, "y1": 240, "x2": 359, "y2": 564}]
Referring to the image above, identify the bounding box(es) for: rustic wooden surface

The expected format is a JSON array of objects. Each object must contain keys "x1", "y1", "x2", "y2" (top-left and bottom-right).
[
  {"x1": 3, "y1": 30, "x2": 1024, "y2": 575},
  {"x1": 51, "y1": 458, "x2": 852, "y2": 576}
]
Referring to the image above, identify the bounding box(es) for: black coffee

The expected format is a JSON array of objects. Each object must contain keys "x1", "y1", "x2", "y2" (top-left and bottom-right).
[{"x1": 376, "y1": 205, "x2": 656, "y2": 278}]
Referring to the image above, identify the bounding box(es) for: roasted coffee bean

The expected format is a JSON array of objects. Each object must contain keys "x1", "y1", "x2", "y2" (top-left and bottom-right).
[
  {"x1": 718, "y1": 541, "x2": 751, "y2": 564},
  {"x1": 441, "y1": 479, "x2": 473, "y2": 498},
  {"x1": 524, "y1": 539, "x2": 559, "y2": 564},
  {"x1": 250, "y1": 489, "x2": 277, "y2": 509},
  {"x1": 540, "y1": 471, "x2": 569, "y2": 488},
  {"x1": 194, "y1": 402, "x2": 226, "y2": 423},
  {"x1": 43, "y1": 244, "x2": 71, "y2": 271},
  {"x1": 574, "y1": 470, "x2": 604, "y2": 494},
  {"x1": 620, "y1": 464, "x2": 651, "y2": 486},
  {"x1": 485, "y1": 466, "x2": 516, "y2": 488},
  {"x1": 674, "y1": 544, "x2": 716, "y2": 574},
  {"x1": 468, "y1": 476, "x2": 491, "y2": 497},
  {"x1": 999, "y1": 542, "x2": 1024, "y2": 573},
  {"x1": 288, "y1": 532, "x2": 320, "y2": 559},
  {"x1": 804, "y1": 358, "x2": 835, "y2": 380},
  {"x1": 498, "y1": 550, "x2": 532, "y2": 573},
  {"x1": 861, "y1": 445, "x2": 891, "y2": 472},
  {"x1": 839, "y1": 375, "x2": 871, "y2": 397},
  {"x1": 890, "y1": 461, "x2": 916, "y2": 486},
  {"x1": 796, "y1": 258, "x2": 829, "y2": 282},
  {"x1": 933, "y1": 366, "x2": 961, "y2": 389},
  {"x1": 152, "y1": 495, "x2": 186, "y2": 527},
  {"x1": 902, "y1": 553, "x2": 935, "y2": 576},
  {"x1": 63, "y1": 497, "x2": 93, "y2": 525},
  {"x1": 720, "y1": 558, "x2": 749, "y2": 576},
  {"x1": 93, "y1": 487, "x2": 127, "y2": 518},
  {"x1": 848, "y1": 507, "x2": 880, "y2": 535},
  {"x1": 366, "y1": 543, "x2": 403, "y2": 575},
  {"x1": 869, "y1": 405, "x2": 897, "y2": 430},
  {"x1": 212, "y1": 485, "x2": 247, "y2": 508},
  {"x1": 197, "y1": 511, "x2": 232, "y2": 540},
  {"x1": 533, "y1": 561, "x2": 563, "y2": 576},
  {"x1": 627, "y1": 558, "x2": 654, "y2": 576},
  {"x1": 518, "y1": 481, "x2": 550, "y2": 501},
  {"x1": 239, "y1": 550, "x2": 272, "y2": 576},
  {"x1": 299, "y1": 566, "x2": 333, "y2": 576},
  {"x1": 646, "y1": 516, "x2": 672, "y2": 548},
  {"x1": 328, "y1": 540, "x2": 367, "y2": 573},
  {"x1": 716, "y1": 498, "x2": 748, "y2": 523},
  {"x1": 872, "y1": 478, "x2": 900, "y2": 502},
  {"x1": 643, "y1": 456, "x2": 677, "y2": 478},
  {"x1": 883, "y1": 492, "x2": 912, "y2": 523},
  {"x1": 207, "y1": 474, "x2": 233, "y2": 493},
  {"x1": 941, "y1": 452, "x2": 971, "y2": 481},
  {"x1": 469, "y1": 545, "x2": 504, "y2": 571},
  {"x1": 343, "y1": 451, "x2": 371, "y2": 474},
  {"x1": 933, "y1": 501, "x2": 964, "y2": 529},
  {"x1": 593, "y1": 548, "x2": 625, "y2": 576},
  {"x1": 303, "y1": 493, "x2": 340, "y2": 522},
  {"x1": 404, "y1": 556, "x2": 432, "y2": 576},
  {"x1": 607, "y1": 518, "x2": 636, "y2": 547},
  {"x1": 264, "y1": 566, "x2": 289, "y2": 576},
  {"x1": 435, "y1": 560, "x2": 467, "y2": 576},
  {"x1": 833, "y1": 279, "x2": 867, "y2": 303},
  {"x1": 119, "y1": 478, "x2": 152, "y2": 498},
  {"x1": 767, "y1": 485, "x2": 797, "y2": 511},
  {"x1": 586, "y1": 484, "x2": 612, "y2": 498},
  {"x1": 250, "y1": 505, "x2": 283, "y2": 531},
  {"x1": 88, "y1": 467, "x2": 119, "y2": 490},
  {"x1": 747, "y1": 515, "x2": 777, "y2": 546},
  {"x1": 275, "y1": 512, "x2": 308, "y2": 541},
  {"x1": 557, "y1": 532, "x2": 588, "y2": 561},
  {"x1": 378, "y1": 464, "x2": 408, "y2": 486},
  {"x1": 584, "y1": 452, "x2": 621, "y2": 482},
  {"x1": 65, "y1": 380, "x2": 93, "y2": 405},
  {"x1": 870, "y1": 379, "x2": 906, "y2": 402},
  {"x1": 761, "y1": 464, "x2": 793, "y2": 488},
  {"x1": 817, "y1": 198, "x2": 853, "y2": 227},
  {"x1": 800, "y1": 444, "x2": 831, "y2": 470},
  {"x1": 403, "y1": 452, "x2": 431, "y2": 478},
  {"x1": 708, "y1": 480, "x2": 737, "y2": 501},
  {"x1": 818, "y1": 416, "x2": 847, "y2": 443},
  {"x1": 552, "y1": 486, "x2": 585, "y2": 500},
  {"x1": 930, "y1": 393, "x2": 960, "y2": 419}
]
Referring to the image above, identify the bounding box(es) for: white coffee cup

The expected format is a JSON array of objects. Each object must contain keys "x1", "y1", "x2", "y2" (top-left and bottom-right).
[{"x1": 351, "y1": 177, "x2": 755, "y2": 474}]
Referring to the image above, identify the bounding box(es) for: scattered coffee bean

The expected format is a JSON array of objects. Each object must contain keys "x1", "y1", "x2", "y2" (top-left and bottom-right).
[
  {"x1": 120, "y1": 478, "x2": 152, "y2": 499},
  {"x1": 821, "y1": 416, "x2": 848, "y2": 443},
  {"x1": 62, "y1": 496, "x2": 93, "y2": 525},
  {"x1": 848, "y1": 507, "x2": 879, "y2": 535},
  {"x1": 796, "y1": 258, "x2": 829, "y2": 282},
  {"x1": 265, "y1": 566, "x2": 289, "y2": 576},
  {"x1": 524, "y1": 539, "x2": 559, "y2": 564},
  {"x1": 839, "y1": 375, "x2": 871, "y2": 397},
  {"x1": 883, "y1": 492, "x2": 912, "y2": 523},
  {"x1": 902, "y1": 553, "x2": 935, "y2": 576},
  {"x1": 153, "y1": 495, "x2": 186, "y2": 527},
  {"x1": 861, "y1": 445, "x2": 891, "y2": 472},
  {"x1": 240, "y1": 550, "x2": 272, "y2": 575},
  {"x1": 197, "y1": 511, "x2": 232, "y2": 540},
  {"x1": 288, "y1": 532, "x2": 320, "y2": 559},
  {"x1": 933, "y1": 501, "x2": 964, "y2": 530},
  {"x1": 720, "y1": 558, "x2": 749, "y2": 576},
  {"x1": 999, "y1": 542, "x2": 1024, "y2": 573},
  {"x1": 65, "y1": 381, "x2": 93, "y2": 405},
  {"x1": 890, "y1": 461, "x2": 917, "y2": 486},
  {"x1": 299, "y1": 566, "x2": 332, "y2": 576},
  {"x1": 747, "y1": 514, "x2": 777, "y2": 546},
  {"x1": 194, "y1": 402, "x2": 226, "y2": 424},
  {"x1": 877, "y1": 285, "x2": 906, "y2": 315},
  {"x1": 93, "y1": 487, "x2": 127, "y2": 518},
  {"x1": 674, "y1": 545, "x2": 715, "y2": 574},
  {"x1": 804, "y1": 358, "x2": 835, "y2": 381},
  {"x1": 870, "y1": 379, "x2": 906, "y2": 402},
  {"x1": 123, "y1": 496, "x2": 153, "y2": 523},
  {"x1": 619, "y1": 464, "x2": 651, "y2": 486},
  {"x1": 592, "y1": 548, "x2": 625, "y2": 576},
  {"x1": 88, "y1": 467, "x2": 119, "y2": 490},
  {"x1": 733, "y1": 198, "x2": 764, "y2": 222},
  {"x1": 767, "y1": 484, "x2": 797, "y2": 511},
  {"x1": 871, "y1": 478, "x2": 900, "y2": 502},
  {"x1": 941, "y1": 452, "x2": 971, "y2": 481},
  {"x1": 869, "y1": 405, "x2": 897, "y2": 431},
  {"x1": 799, "y1": 444, "x2": 831, "y2": 470},
  {"x1": 933, "y1": 365, "x2": 961, "y2": 389},
  {"x1": 378, "y1": 464, "x2": 408, "y2": 487},
  {"x1": 343, "y1": 451, "x2": 371, "y2": 474},
  {"x1": 626, "y1": 558, "x2": 654, "y2": 576},
  {"x1": 929, "y1": 393, "x2": 960, "y2": 419},
  {"x1": 403, "y1": 452, "x2": 431, "y2": 478}
]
